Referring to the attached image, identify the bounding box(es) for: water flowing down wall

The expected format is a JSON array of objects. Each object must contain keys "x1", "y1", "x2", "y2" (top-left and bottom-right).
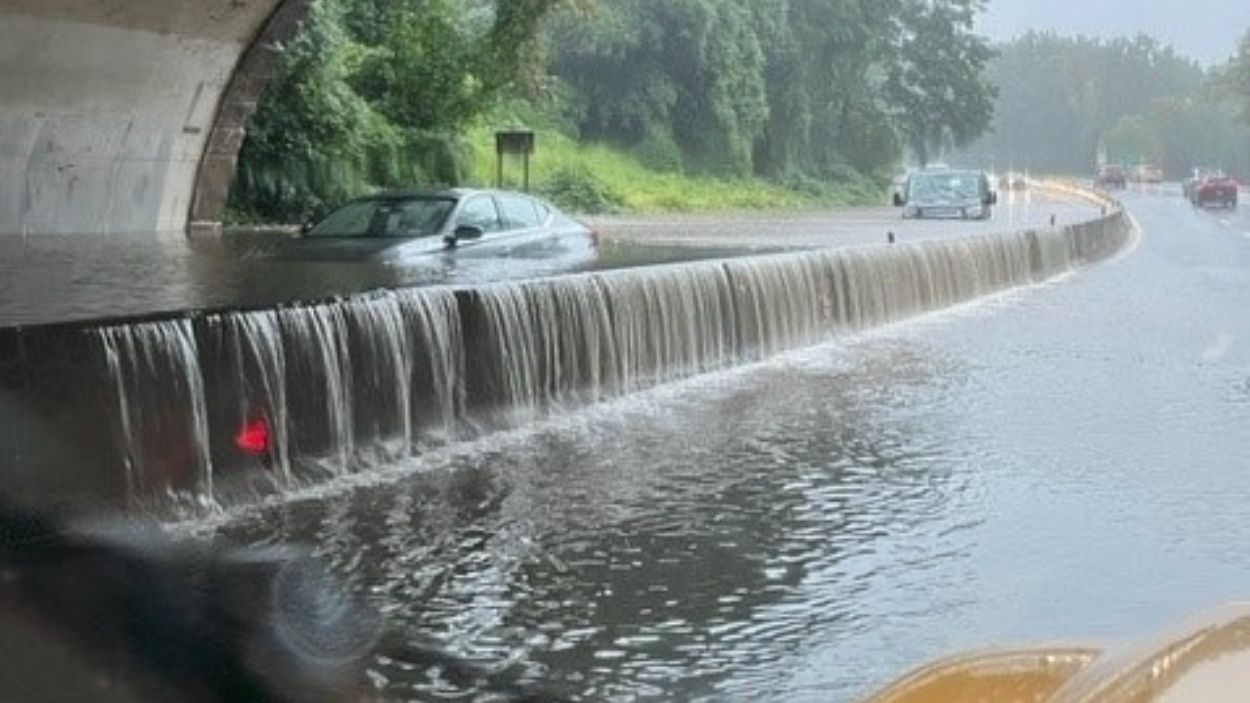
[{"x1": 0, "y1": 210, "x2": 1132, "y2": 512}]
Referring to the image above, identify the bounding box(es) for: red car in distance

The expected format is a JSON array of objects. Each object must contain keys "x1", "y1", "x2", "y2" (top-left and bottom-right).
[{"x1": 1189, "y1": 173, "x2": 1240, "y2": 209}]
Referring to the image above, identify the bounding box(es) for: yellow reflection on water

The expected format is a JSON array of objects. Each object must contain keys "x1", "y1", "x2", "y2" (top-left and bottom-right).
[
  {"x1": 867, "y1": 648, "x2": 1100, "y2": 703},
  {"x1": 867, "y1": 604, "x2": 1250, "y2": 703},
  {"x1": 1156, "y1": 651, "x2": 1250, "y2": 703}
]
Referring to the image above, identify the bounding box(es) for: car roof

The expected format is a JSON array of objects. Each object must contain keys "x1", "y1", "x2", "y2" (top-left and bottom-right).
[
  {"x1": 362, "y1": 188, "x2": 548, "y2": 202},
  {"x1": 913, "y1": 168, "x2": 985, "y2": 177},
  {"x1": 358, "y1": 188, "x2": 465, "y2": 201}
]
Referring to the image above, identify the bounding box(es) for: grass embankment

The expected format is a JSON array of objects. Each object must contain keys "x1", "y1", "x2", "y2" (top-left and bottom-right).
[{"x1": 464, "y1": 124, "x2": 883, "y2": 214}]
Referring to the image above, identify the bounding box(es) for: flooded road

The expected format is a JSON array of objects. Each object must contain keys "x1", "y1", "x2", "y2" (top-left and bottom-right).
[
  {"x1": 589, "y1": 189, "x2": 1093, "y2": 250},
  {"x1": 199, "y1": 188, "x2": 1250, "y2": 702},
  {"x1": 0, "y1": 191, "x2": 1089, "y2": 328}
]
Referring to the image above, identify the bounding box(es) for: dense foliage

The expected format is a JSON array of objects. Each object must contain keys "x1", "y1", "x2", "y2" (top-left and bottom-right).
[
  {"x1": 230, "y1": 0, "x2": 559, "y2": 221},
  {"x1": 231, "y1": 0, "x2": 997, "y2": 220},
  {"x1": 958, "y1": 32, "x2": 1250, "y2": 178},
  {"x1": 1232, "y1": 31, "x2": 1250, "y2": 124},
  {"x1": 548, "y1": 0, "x2": 995, "y2": 181}
]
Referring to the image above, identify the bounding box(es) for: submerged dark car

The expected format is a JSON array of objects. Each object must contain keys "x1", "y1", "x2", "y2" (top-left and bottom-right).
[
  {"x1": 894, "y1": 168, "x2": 997, "y2": 220},
  {"x1": 279, "y1": 189, "x2": 596, "y2": 262}
]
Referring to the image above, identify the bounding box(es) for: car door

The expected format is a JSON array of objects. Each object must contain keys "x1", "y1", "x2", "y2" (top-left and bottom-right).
[
  {"x1": 384, "y1": 197, "x2": 459, "y2": 257},
  {"x1": 450, "y1": 194, "x2": 505, "y2": 252},
  {"x1": 493, "y1": 193, "x2": 550, "y2": 252}
]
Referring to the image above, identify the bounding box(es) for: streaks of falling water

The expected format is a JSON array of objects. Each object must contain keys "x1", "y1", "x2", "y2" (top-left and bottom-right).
[
  {"x1": 87, "y1": 214, "x2": 1128, "y2": 509},
  {"x1": 213, "y1": 310, "x2": 292, "y2": 484},
  {"x1": 98, "y1": 319, "x2": 215, "y2": 504},
  {"x1": 269, "y1": 289, "x2": 469, "y2": 475},
  {"x1": 459, "y1": 223, "x2": 1106, "y2": 421},
  {"x1": 92, "y1": 289, "x2": 468, "y2": 509},
  {"x1": 398, "y1": 289, "x2": 466, "y2": 444},
  {"x1": 279, "y1": 303, "x2": 356, "y2": 476},
  {"x1": 345, "y1": 295, "x2": 415, "y2": 462}
]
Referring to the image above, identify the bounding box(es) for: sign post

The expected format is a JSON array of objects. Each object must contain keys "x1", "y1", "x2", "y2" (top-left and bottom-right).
[{"x1": 495, "y1": 130, "x2": 536, "y2": 191}]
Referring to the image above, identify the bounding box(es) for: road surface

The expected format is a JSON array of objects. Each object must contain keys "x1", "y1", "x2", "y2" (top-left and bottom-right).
[
  {"x1": 0, "y1": 189, "x2": 1097, "y2": 327},
  {"x1": 590, "y1": 188, "x2": 1099, "y2": 249},
  {"x1": 200, "y1": 187, "x2": 1250, "y2": 701}
]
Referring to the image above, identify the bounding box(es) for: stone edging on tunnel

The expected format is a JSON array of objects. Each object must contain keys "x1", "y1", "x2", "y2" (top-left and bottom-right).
[{"x1": 188, "y1": 0, "x2": 315, "y2": 236}]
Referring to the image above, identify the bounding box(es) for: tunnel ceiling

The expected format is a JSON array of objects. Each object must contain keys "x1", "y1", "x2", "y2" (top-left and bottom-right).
[{"x1": 0, "y1": 0, "x2": 311, "y2": 237}]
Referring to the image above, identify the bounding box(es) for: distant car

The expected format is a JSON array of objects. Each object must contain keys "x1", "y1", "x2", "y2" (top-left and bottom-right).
[
  {"x1": 283, "y1": 189, "x2": 596, "y2": 261},
  {"x1": 1189, "y1": 174, "x2": 1239, "y2": 209},
  {"x1": 1096, "y1": 164, "x2": 1128, "y2": 190},
  {"x1": 998, "y1": 172, "x2": 1029, "y2": 191},
  {"x1": 1133, "y1": 164, "x2": 1164, "y2": 184},
  {"x1": 894, "y1": 168, "x2": 997, "y2": 221},
  {"x1": 1183, "y1": 168, "x2": 1223, "y2": 200}
]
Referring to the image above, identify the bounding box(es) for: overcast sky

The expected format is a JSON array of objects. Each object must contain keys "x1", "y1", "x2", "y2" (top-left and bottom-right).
[{"x1": 977, "y1": 0, "x2": 1250, "y2": 65}]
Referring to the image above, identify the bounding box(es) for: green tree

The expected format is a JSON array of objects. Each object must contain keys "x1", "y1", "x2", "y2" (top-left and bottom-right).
[
  {"x1": 548, "y1": 0, "x2": 769, "y2": 176},
  {"x1": 760, "y1": 0, "x2": 907, "y2": 180},
  {"x1": 231, "y1": 0, "x2": 561, "y2": 221},
  {"x1": 955, "y1": 32, "x2": 1249, "y2": 177},
  {"x1": 230, "y1": 0, "x2": 401, "y2": 222},
  {"x1": 549, "y1": 0, "x2": 994, "y2": 180},
  {"x1": 1231, "y1": 30, "x2": 1250, "y2": 123},
  {"x1": 1106, "y1": 114, "x2": 1163, "y2": 165},
  {"x1": 233, "y1": 0, "x2": 1000, "y2": 219},
  {"x1": 883, "y1": 0, "x2": 996, "y2": 166}
]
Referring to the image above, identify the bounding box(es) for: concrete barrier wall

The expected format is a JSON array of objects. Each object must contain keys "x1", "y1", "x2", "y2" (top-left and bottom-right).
[{"x1": 0, "y1": 201, "x2": 1132, "y2": 513}]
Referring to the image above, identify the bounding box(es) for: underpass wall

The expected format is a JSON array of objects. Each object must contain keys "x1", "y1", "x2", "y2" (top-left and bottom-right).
[{"x1": 0, "y1": 0, "x2": 307, "y2": 237}]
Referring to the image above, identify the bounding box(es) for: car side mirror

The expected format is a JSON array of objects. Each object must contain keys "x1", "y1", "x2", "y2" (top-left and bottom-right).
[
  {"x1": 893, "y1": 192, "x2": 906, "y2": 207},
  {"x1": 455, "y1": 224, "x2": 485, "y2": 241},
  {"x1": 985, "y1": 192, "x2": 998, "y2": 206},
  {"x1": 452, "y1": 224, "x2": 485, "y2": 242}
]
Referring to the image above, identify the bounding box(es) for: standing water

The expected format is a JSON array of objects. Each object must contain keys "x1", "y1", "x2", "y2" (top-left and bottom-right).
[
  {"x1": 192, "y1": 192, "x2": 1250, "y2": 702},
  {"x1": 27, "y1": 211, "x2": 1129, "y2": 511},
  {"x1": 0, "y1": 201, "x2": 1139, "y2": 702}
]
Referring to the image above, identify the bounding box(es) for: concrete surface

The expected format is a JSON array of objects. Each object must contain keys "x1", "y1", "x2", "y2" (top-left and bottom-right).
[{"x1": 0, "y1": 0, "x2": 308, "y2": 237}]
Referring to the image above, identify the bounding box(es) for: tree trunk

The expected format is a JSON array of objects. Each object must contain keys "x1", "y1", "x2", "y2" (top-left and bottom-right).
[{"x1": 914, "y1": 137, "x2": 930, "y2": 167}]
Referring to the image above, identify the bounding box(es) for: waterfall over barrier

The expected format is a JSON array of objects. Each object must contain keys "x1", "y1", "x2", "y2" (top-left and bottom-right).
[{"x1": 0, "y1": 209, "x2": 1131, "y2": 512}]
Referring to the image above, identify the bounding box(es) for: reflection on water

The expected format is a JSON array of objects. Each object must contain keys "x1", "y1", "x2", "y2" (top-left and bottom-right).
[
  {"x1": 189, "y1": 193, "x2": 1250, "y2": 702},
  {"x1": 209, "y1": 340, "x2": 979, "y2": 701},
  {"x1": 0, "y1": 233, "x2": 763, "y2": 328}
]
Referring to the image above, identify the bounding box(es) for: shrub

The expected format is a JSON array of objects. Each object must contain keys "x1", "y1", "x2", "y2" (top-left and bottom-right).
[
  {"x1": 538, "y1": 166, "x2": 627, "y2": 214},
  {"x1": 632, "y1": 131, "x2": 685, "y2": 173}
]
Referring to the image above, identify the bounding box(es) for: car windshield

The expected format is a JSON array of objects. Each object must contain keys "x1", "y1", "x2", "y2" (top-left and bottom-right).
[
  {"x1": 910, "y1": 172, "x2": 981, "y2": 202},
  {"x1": 307, "y1": 197, "x2": 455, "y2": 238}
]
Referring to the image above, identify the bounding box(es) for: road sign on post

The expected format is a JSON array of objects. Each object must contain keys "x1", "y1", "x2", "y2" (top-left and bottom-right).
[{"x1": 496, "y1": 130, "x2": 536, "y2": 191}]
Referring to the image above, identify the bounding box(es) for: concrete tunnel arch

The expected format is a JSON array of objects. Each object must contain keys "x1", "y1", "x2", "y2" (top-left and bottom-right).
[{"x1": 0, "y1": 0, "x2": 313, "y2": 237}]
